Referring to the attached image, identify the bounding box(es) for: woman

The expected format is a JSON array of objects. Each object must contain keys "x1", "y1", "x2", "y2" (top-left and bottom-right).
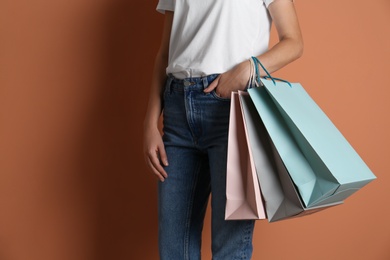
[{"x1": 144, "y1": 0, "x2": 303, "y2": 259}]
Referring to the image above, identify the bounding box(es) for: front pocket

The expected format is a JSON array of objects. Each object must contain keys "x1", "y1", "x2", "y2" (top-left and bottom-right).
[{"x1": 211, "y1": 90, "x2": 231, "y2": 101}]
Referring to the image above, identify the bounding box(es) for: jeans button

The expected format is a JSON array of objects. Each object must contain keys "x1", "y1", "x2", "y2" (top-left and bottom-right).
[{"x1": 184, "y1": 80, "x2": 195, "y2": 87}]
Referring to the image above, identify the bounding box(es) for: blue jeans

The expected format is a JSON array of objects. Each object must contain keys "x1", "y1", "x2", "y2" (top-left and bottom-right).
[{"x1": 158, "y1": 74, "x2": 255, "y2": 260}]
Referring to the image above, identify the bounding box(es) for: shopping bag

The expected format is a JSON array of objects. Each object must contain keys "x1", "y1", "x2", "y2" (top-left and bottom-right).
[
  {"x1": 225, "y1": 92, "x2": 266, "y2": 220},
  {"x1": 238, "y1": 91, "x2": 341, "y2": 222},
  {"x1": 247, "y1": 57, "x2": 376, "y2": 208}
]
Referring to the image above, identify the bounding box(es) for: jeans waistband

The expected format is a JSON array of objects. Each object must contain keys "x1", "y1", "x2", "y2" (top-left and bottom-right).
[{"x1": 167, "y1": 73, "x2": 220, "y2": 89}]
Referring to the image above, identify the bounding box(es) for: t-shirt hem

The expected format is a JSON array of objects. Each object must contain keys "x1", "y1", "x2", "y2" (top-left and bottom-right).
[
  {"x1": 263, "y1": 0, "x2": 275, "y2": 8},
  {"x1": 156, "y1": 4, "x2": 175, "y2": 14}
]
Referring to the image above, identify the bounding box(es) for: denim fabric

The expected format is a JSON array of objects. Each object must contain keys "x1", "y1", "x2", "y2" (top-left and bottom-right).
[{"x1": 158, "y1": 74, "x2": 255, "y2": 260}]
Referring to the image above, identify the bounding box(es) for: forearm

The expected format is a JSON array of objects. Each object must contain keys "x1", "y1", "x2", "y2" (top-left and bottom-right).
[
  {"x1": 255, "y1": 36, "x2": 303, "y2": 76},
  {"x1": 144, "y1": 10, "x2": 173, "y2": 131},
  {"x1": 254, "y1": 0, "x2": 303, "y2": 76},
  {"x1": 143, "y1": 51, "x2": 168, "y2": 130},
  {"x1": 203, "y1": 36, "x2": 303, "y2": 97}
]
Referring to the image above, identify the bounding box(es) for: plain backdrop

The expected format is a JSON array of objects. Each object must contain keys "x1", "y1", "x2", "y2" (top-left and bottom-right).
[{"x1": 0, "y1": 0, "x2": 389, "y2": 259}]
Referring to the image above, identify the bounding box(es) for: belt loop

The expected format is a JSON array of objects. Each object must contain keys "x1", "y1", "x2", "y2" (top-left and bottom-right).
[{"x1": 202, "y1": 76, "x2": 208, "y2": 89}]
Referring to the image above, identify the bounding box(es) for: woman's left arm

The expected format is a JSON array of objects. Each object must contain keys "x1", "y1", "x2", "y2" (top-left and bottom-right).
[{"x1": 204, "y1": 0, "x2": 303, "y2": 98}]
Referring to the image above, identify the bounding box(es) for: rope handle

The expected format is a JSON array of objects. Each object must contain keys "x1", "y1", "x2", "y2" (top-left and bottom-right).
[
  {"x1": 250, "y1": 56, "x2": 292, "y2": 88},
  {"x1": 247, "y1": 58, "x2": 257, "y2": 89}
]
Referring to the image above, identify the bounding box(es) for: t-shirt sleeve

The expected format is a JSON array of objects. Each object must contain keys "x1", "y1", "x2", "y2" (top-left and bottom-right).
[
  {"x1": 263, "y1": 0, "x2": 294, "y2": 8},
  {"x1": 263, "y1": 0, "x2": 274, "y2": 8},
  {"x1": 156, "y1": 0, "x2": 175, "y2": 14}
]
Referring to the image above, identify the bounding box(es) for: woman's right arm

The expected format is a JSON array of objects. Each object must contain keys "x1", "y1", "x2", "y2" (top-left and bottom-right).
[{"x1": 143, "y1": 11, "x2": 173, "y2": 182}]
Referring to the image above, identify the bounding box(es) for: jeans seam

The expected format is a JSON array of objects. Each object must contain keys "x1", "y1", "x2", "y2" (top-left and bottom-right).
[
  {"x1": 233, "y1": 221, "x2": 254, "y2": 260},
  {"x1": 183, "y1": 160, "x2": 202, "y2": 260}
]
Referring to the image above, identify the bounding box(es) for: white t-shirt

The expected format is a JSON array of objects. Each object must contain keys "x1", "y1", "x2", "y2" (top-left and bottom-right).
[{"x1": 157, "y1": 0, "x2": 275, "y2": 79}]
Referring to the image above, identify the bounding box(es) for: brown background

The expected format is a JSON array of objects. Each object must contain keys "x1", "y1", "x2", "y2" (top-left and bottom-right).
[{"x1": 0, "y1": 0, "x2": 389, "y2": 259}]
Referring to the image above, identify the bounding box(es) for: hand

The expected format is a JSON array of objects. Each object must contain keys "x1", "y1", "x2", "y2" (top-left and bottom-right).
[
  {"x1": 143, "y1": 126, "x2": 168, "y2": 182},
  {"x1": 203, "y1": 60, "x2": 251, "y2": 98}
]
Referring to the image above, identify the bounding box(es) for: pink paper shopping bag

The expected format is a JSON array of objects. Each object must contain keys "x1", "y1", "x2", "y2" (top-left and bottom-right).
[{"x1": 225, "y1": 92, "x2": 266, "y2": 220}]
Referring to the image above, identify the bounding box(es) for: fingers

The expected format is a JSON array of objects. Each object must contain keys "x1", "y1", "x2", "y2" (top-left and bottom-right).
[
  {"x1": 203, "y1": 74, "x2": 221, "y2": 93},
  {"x1": 146, "y1": 146, "x2": 169, "y2": 182},
  {"x1": 158, "y1": 144, "x2": 169, "y2": 167},
  {"x1": 203, "y1": 74, "x2": 230, "y2": 98},
  {"x1": 147, "y1": 156, "x2": 167, "y2": 182}
]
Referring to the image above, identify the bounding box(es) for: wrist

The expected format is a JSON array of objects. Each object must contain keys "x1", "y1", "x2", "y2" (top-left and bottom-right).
[
  {"x1": 239, "y1": 59, "x2": 252, "y2": 89},
  {"x1": 143, "y1": 117, "x2": 159, "y2": 131}
]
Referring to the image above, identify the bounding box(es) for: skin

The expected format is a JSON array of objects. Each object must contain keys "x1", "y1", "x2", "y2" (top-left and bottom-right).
[{"x1": 143, "y1": 0, "x2": 303, "y2": 182}]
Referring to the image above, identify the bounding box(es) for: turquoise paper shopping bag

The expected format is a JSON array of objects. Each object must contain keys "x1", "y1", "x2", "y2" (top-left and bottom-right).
[{"x1": 247, "y1": 58, "x2": 376, "y2": 208}]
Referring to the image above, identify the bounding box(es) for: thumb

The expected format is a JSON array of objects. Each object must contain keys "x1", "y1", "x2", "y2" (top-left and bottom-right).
[{"x1": 204, "y1": 75, "x2": 221, "y2": 93}]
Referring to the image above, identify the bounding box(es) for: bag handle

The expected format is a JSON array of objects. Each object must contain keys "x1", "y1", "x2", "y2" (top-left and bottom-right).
[
  {"x1": 248, "y1": 58, "x2": 257, "y2": 89},
  {"x1": 251, "y1": 56, "x2": 292, "y2": 88}
]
